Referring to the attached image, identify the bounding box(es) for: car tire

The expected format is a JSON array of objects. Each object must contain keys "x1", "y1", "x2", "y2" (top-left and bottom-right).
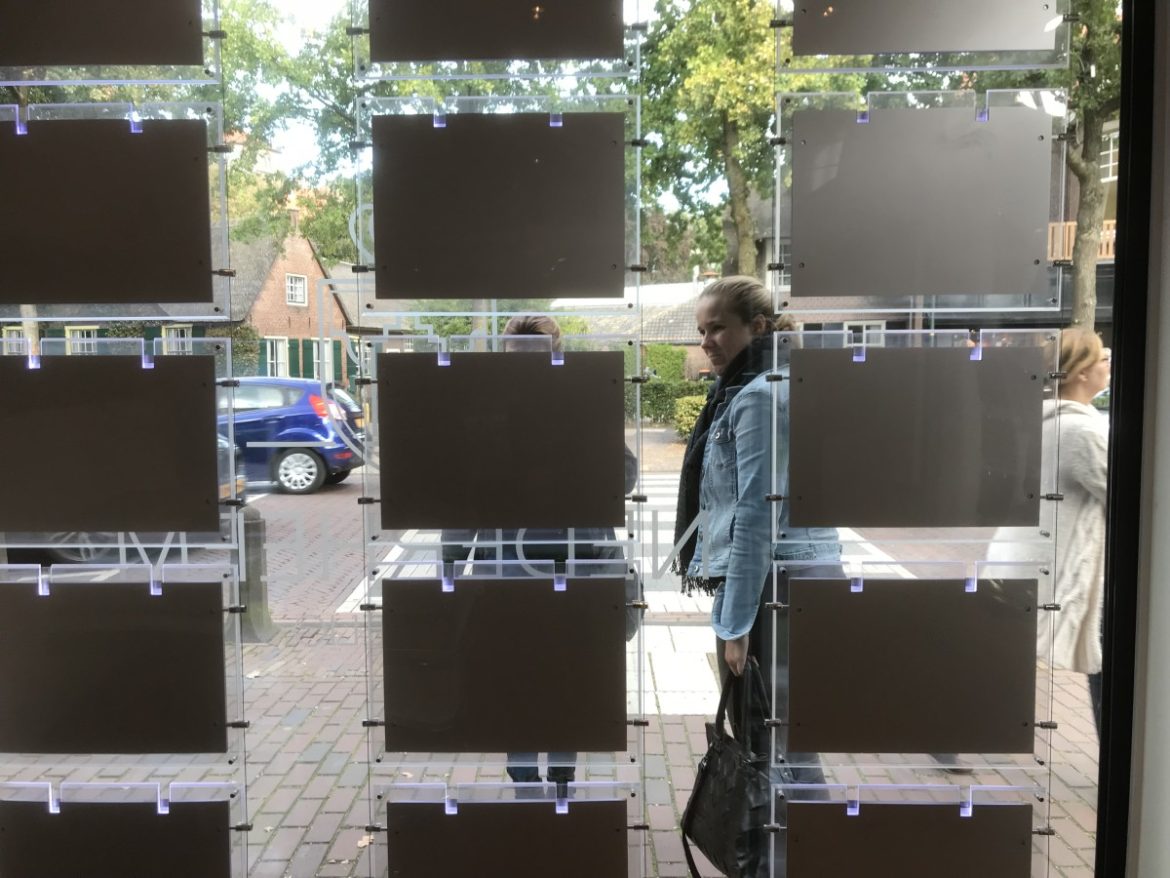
[
  {"x1": 274, "y1": 449, "x2": 327, "y2": 494},
  {"x1": 324, "y1": 469, "x2": 351, "y2": 485}
]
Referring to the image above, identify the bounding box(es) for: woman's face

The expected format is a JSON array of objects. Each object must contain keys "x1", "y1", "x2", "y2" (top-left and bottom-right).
[
  {"x1": 1082, "y1": 347, "x2": 1112, "y2": 397},
  {"x1": 696, "y1": 297, "x2": 762, "y2": 376}
]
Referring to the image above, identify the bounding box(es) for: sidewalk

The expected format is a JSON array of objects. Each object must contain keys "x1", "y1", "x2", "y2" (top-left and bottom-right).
[{"x1": 241, "y1": 603, "x2": 1099, "y2": 877}]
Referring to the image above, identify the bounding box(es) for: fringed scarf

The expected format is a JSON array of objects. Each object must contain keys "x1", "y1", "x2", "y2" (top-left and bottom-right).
[{"x1": 673, "y1": 336, "x2": 777, "y2": 595}]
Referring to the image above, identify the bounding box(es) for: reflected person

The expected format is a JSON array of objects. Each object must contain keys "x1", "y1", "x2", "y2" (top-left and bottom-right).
[
  {"x1": 989, "y1": 328, "x2": 1111, "y2": 734},
  {"x1": 442, "y1": 315, "x2": 637, "y2": 792}
]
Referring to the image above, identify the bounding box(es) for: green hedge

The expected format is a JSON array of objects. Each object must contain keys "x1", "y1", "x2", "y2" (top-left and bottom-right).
[
  {"x1": 645, "y1": 344, "x2": 687, "y2": 382},
  {"x1": 627, "y1": 379, "x2": 708, "y2": 424},
  {"x1": 673, "y1": 395, "x2": 707, "y2": 438}
]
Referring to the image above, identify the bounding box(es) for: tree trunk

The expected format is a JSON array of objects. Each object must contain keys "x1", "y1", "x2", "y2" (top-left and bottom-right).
[
  {"x1": 722, "y1": 116, "x2": 758, "y2": 277},
  {"x1": 1067, "y1": 106, "x2": 1107, "y2": 330}
]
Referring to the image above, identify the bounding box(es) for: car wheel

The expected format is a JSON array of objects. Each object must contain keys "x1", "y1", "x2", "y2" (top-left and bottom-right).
[
  {"x1": 275, "y1": 449, "x2": 326, "y2": 494},
  {"x1": 324, "y1": 469, "x2": 351, "y2": 485}
]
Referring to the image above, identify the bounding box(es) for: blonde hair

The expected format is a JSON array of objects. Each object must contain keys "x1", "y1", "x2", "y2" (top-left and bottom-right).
[
  {"x1": 699, "y1": 275, "x2": 784, "y2": 334},
  {"x1": 1058, "y1": 327, "x2": 1103, "y2": 385}
]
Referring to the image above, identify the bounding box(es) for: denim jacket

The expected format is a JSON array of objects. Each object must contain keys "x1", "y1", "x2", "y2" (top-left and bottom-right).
[{"x1": 687, "y1": 363, "x2": 840, "y2": 640}]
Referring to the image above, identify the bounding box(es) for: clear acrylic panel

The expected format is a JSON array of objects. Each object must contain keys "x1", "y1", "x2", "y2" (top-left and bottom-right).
[
  {"x1": 0, "y1": 563, "x2": 245, "y2": 784},
  {"x1": 769, "y1": 328, "x2": 1062, "y2": 551},
  {"x1": 0, "y1": 102, "x2": 230, "y2": 323},
  {"x1": 777, "y1": 0, "x2": 1072, "y2": 72},
  {"x1": 0, "y1": 337, "x2": 241, "y2": 557},
  {"x1": 772, "y1": 785, "x2": 1041, "y2": 877},
  {"x1": 365, "y1": 562, "x2": 645, "y2": 779},
  {"x1": 355, "y1": 94, "x2": 640, "y2": 307},
  {"x1": 770, "y1": 560, "x2": 1056, "y2": 793},
  {"x1": 0, "y1": 781, "x2": 246, "y2": 878},
  {"x1": 0, "y1": 0, "x2": 222, "y2": 86},
  {"x1": 775, "y1": 91, "x2": 1068, "y2": 315},
  {"x1": 373, "y1": 781, "x2": 643, "y2": 878},
  {"x1": 352, "y1": 0, "x2": 643, "y2": 81}
]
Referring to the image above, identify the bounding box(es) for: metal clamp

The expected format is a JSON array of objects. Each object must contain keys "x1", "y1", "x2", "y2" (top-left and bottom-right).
[
  {"x1": 358, "y1": 497, "x2": 380, "y2": 506},
  {"x1": 208, "y1": 144, "x2": 233, "y2": 154},
  {"x1": 363, "y1": 719, "x2": 386, "y2": 728},
  {"x1": 227, "y1": 720, "x2": 251, "y2": 730},
  {"x1": 212, "y1": 268, "x2": 237, "y2": 278},
  {"x1": 627, "y1": 719, "x2": 650, "y2": 728},
  {"x1": 351, "y1": 264, "x2": 372, "y2": 274}
]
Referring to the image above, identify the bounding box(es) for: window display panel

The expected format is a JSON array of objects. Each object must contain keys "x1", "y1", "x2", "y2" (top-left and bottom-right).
[
  {"x1": 0, "y1": 116, "x2": 214, "y2": 307},
  {"x1": 0, "y1": 0, "x2": 206, "y2": 69},
  {"x1": 0, "y1": 353, "x2": 220, "y2": 533},
  {"x1": 382, "y1": 577, "x2": 627, "y2": 753},
  {"x1": 789, "y1": 0, "x2": 1058, "y2": 57},
  {"x1": 366, "y1": 0, "x2": 624, "y2": 63},
  {"x1": 370, "y1": 110, "x2": 627, "y2": 300},
  {"x1": 784, "y1": 800, "x2": 1033, "y2": 877},
  {"x1": 381, "y1": 794, "x2": 629, "y2": 878},
  {"x1": 0, "y1": 576, "x2": 227, "y2": 754},
  {"x1": 786, "y1": 577, "x2": 1038, "y2": 755},
  {"x1": 786, "y1": 342, "x2": 1046, "y2": 529},
  {"x1": 377, "y1": 351, "x2": 626, "y2": 530},
  {"x1": 775, "y1": 92, "x2": 1067, "y2": 314},
  {"x1": 0, "y1": 785, "x2": 238, "y2": 878},
  {"x1": 787, "y1": 104, "x2": 1054, "y2": 301}
]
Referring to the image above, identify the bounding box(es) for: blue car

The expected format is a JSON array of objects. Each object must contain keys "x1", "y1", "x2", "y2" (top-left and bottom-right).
[{"x1": 218, "y1": 377, "x2": 365, "y2": 494}]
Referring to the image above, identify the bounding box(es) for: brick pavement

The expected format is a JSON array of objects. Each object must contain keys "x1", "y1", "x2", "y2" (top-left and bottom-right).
[
  {"x1": 241, "y1": 619, "x2": 1099, "y2": 876},
  {"x1": 243, "y1": 465, "x2": 1100, "y2": 877}
]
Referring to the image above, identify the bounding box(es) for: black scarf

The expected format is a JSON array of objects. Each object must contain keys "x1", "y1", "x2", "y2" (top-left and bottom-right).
[{"x1": 673, "y1": 336, "x2": 778, "y2": 595}]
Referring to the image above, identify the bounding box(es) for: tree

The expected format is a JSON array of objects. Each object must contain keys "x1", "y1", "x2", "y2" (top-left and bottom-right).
[
  {"x1": 643, "y1": 0, "x2": 777, "y2": 276},
  {"x1": 958, "y1": 0, "x2": 1121, "y2": 329},
  {"x1": 643, "y1": 0, "x2": 869, "y2": 277},
  {"x1": 1061, "y1": 0, "x2": 1122, "y2": 329}
]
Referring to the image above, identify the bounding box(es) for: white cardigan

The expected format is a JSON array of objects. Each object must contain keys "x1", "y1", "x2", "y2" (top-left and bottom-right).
[{"x1": 989, "y1": 399, "x2": 1109, "y2": 674}]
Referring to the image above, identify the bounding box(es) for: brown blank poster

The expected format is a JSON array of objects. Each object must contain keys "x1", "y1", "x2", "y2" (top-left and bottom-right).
[
  {"x1": 369, "y1": 0, "x2": 624, "y2": 61},
  {"x1": 383, "y1": 578, "x2": 627, "y2": 752},
  {"x1": 378, "y1": 352, "x2": 626, "y2": 530},
  {"x1": 787, "y1": 579, "x2": 1037, "y2": 755},
  {"x1": 0, "y1": 119, "x2": 213, "y2": 306},
  {"x1": 372, "y1": 113, "x2": 625, "y2": 299},
  {"x1": 0, "y1": 800, "x2": 231, "y2": 878},
  {"x1": 386, "y1": 800, "x2": 627, "y2": 877},
  {"x1": 788, "y1": 346, "x2": 1044, "y2": 528},
  {"x1": 786, "y1": 802, "x2": 1032, "y2": 877},
  {"x1": 0, "y1": 356, "x2": 220, "y2": 533},
  {"x1": 0, "y1": 0, "x2": 203, "y2": 66},
  {"x1": 0, "y1": 580, "x2": 227, "y2": 754}
]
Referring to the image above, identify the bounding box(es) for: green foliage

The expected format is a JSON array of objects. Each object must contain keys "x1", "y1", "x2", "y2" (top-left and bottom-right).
[
  {"x1": 673, "y1": 394, "x2": 708, "y2": 438},
  {"x1": 640, "y1": 206, "x2": 725, "y2": 281},
  {"x1": 645, "y1": 344, "x2": 688, "y2": 382},
  {"x1": 638, "y1": 379, "x2": 708, "y2": 424},
  {"x1": 205, "y1": 323, "x2": 262, "y2": 376},
  {"x1": 300, "y1": 178, "x2": 360, "y2": 264}
]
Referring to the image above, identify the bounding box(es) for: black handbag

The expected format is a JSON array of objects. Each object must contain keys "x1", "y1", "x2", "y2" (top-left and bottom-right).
[{"x1": 681, "y1": 658, "x2": 773, "y2": 878}]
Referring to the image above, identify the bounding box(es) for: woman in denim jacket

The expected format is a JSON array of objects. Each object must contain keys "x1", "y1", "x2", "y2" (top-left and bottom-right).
[{"x1": 676, "y1": 277, "x2": 840, "y2": 822}]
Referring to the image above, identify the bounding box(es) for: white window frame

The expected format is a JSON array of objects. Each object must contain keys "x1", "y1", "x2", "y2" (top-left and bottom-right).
[
  {"x1": 162, "y1": 324, "x2": 194, "y2": 355},
  {"x1": 1100, "y1": 131, "x2": 1120, "y2": 183},
  {"x1": 843, "y1": 320, "x2": 887, "y2": 345},
  {"x1": 264, "y1": 336, "x2": 289, "y2": 377},
  {"x1": 1, "y1": 326, "x2": 27, "y2": 356},
  {"x1": 65, "y1": 325, "x2": 100, "y2": 355},
  {"x1": 312, "y1": 339, "x2": 333, "y2": 382},
  {"x1": 286, "y1": 273, "x2": 308, "y2": 307}
]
